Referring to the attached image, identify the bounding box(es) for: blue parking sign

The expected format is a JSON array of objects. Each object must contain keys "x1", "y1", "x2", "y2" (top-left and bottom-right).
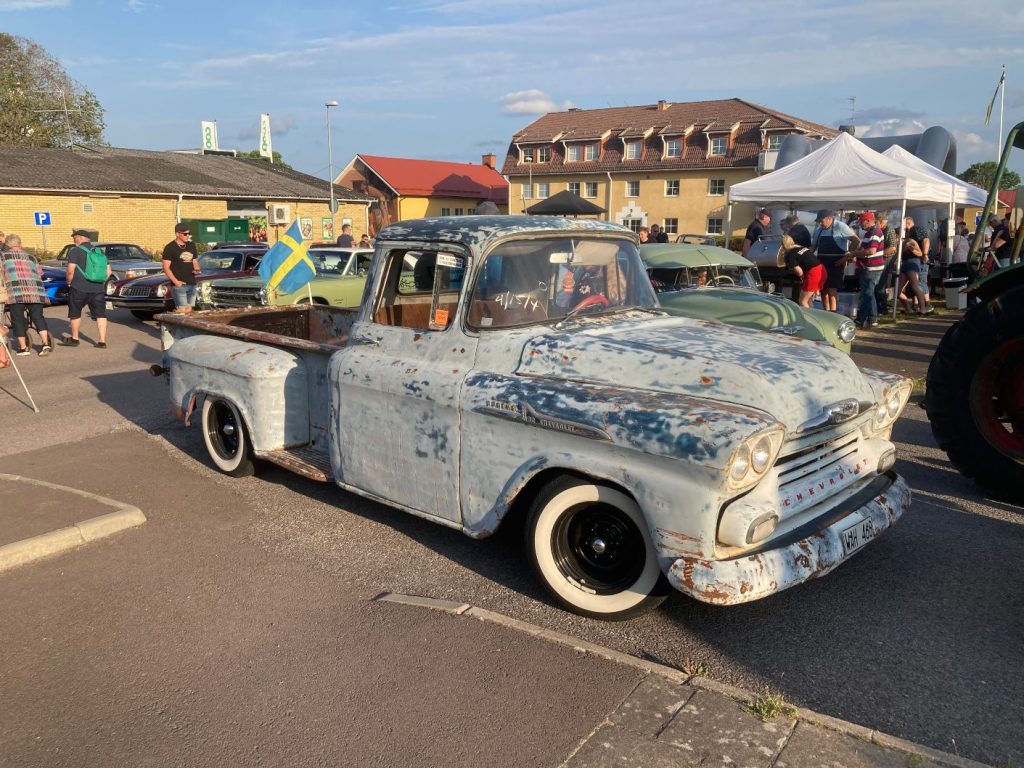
[{"x1": 34, "y1": 212, "x2": 51, "y2": 226}]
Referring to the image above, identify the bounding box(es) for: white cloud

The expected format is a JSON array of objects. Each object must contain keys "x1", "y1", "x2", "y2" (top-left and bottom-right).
[
  {"x1": 125, "y1": 0, "x2": 149, "y2": 12},
  {"x1": 0, "y1": 0, "x2": 67, "y2": 9},
  {"x1": 238, "y1": 115, "x2": 297, "y2": 142},
  {"x1": 500, "y1": 90, "x2": 572, "y2": 115},
  {"x1": 856, "y1": 119, "x2": 928, "y2": 138}
]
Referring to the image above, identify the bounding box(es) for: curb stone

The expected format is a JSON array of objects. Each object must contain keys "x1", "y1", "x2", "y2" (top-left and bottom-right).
[
  {"x1": 372, "y1": 592, "x2": 991, "y2": 768},
  {"x1": 0, "y1": 473, "x2": 147, "y2": 573}
]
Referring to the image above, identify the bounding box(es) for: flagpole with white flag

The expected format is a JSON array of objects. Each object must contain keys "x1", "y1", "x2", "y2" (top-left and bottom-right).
[{"x1": 985, "y1": 65, "x2": 1006, "y2": 162}]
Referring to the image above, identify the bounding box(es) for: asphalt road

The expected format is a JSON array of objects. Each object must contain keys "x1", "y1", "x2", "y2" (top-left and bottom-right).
[{"x1": 2, "y1": 306, "x2": 1021, "y2": 766}]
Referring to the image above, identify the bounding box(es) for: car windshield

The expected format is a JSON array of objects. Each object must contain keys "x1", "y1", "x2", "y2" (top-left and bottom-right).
[
  {"x1": 199, "y1": 253, "x2": 246, "y2": 272},
  {"x1": 648, "y1": 264, "x2": 760, "y2": 292},
  {"x1": 468, "y1": 237, "x2": 656, "y2": 329}
]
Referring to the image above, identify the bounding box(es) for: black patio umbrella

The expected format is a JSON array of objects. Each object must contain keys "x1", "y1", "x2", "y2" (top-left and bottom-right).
[{"x1": 526, "y1": 190, "x2": 606, "y2": 216}]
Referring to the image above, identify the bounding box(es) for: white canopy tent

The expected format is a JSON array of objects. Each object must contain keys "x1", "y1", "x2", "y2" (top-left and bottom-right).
[
  {"x1": 726, "y1": 132, "x2": 968, "y2": 319},
  {"x1": 880, "y1": 144, "x2": 988, "y2": 207}
]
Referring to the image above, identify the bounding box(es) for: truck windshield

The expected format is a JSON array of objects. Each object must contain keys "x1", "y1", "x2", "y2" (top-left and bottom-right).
[{"x1": 468, "y1": 237, "x2": 657, "y2": 329}]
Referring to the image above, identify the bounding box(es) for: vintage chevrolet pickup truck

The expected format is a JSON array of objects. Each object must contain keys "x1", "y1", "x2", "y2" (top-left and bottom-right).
[{"x1": 157, "y1": 215, "x2": 913, "y2": 619}]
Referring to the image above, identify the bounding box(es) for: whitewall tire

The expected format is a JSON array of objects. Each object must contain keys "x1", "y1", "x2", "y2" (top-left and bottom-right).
[{"x1": 201, "y1": 397, "x2": 255, "y2": 477}]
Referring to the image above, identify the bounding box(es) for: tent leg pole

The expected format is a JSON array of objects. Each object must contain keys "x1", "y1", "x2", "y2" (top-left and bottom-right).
[
  {"x1": 893, "y1": 199, "x2": 907, "y2": 323},
  {"x1": 725, "y1": 202, "x2": 733, "y2": 250}
]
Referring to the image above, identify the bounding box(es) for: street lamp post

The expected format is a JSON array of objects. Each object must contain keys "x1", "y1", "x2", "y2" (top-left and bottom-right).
[{"x1": 325, "y1": 100, "x2": 338, "y2": 214}]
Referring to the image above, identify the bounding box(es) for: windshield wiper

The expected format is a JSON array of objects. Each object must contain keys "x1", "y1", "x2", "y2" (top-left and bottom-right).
[{"x1": 552, "y1": 304, "x2": 663, "y2": 330}]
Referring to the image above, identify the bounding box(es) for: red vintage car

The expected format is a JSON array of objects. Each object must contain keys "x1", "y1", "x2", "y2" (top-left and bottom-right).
[{"x1": 107, "y1": 247, "x2": 264, "y2": 320}]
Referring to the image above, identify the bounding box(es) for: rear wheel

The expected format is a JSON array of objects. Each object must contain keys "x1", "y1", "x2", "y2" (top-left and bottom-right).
[
  {"x1": 526, "y1": 476, "x2": 669, "y2": 620},
  {"x1": 925, "y1": 285, "x2": 1024, "y2": 503},
  {"x1": 201, "y1": 397, "x2": 255, "y2": 477}
]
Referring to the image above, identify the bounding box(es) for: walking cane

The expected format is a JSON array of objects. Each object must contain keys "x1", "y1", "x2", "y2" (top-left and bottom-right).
[{"x1": 0, "y1": 317, "x2": 40, "y2": 413}]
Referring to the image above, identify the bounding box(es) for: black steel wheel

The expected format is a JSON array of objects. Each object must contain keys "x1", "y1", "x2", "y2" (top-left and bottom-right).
[{"x1": 201, "y1": 397, "x2": 255, "y2": 477}]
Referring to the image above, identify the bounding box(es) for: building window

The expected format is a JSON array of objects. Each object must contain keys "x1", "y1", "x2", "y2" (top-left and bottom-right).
[
  {"x1": 665, "y1": 138, "x2": 682, "y2": 158},
  {"x1": 536, "y1": 182, "x2": 550, "y2": 198},
  {"x1": 665, "y1": 180, "x2": 680, "y2": 197},
  {"x1": 538, "y1": 146, "x2": 551, "y2": 162},
  {"x1": 568, "y1": 182, "x2": 581, "y2": 195},
  {"x1": 623, "y1": 218, "x2": 642, "y2": 232},
  {"x1": 767, "y1": 135, "x2": 784, "y2": 151},
  {"x1": 567, "y1": 145, "x2": 581, "y2": 162},
  {"x1": 710, "y1": 137, "x2": 728, "y2": 156},
  {"x1": 584, "y1": 182, "x2": 598, "y2": 198},
  {"x1": 708, "y1": 178, "x2": 725, "y2": 196},
  {"x1": 625, "y1": 180, "x2": 640, "y2": 198},
  {"x1": 625, "y1": 141, "x2": 641, "y2": 160},
  {"x1": 441, "y1": 207, "x2": 452, "y2": 216},
  {"x1": 584, "y1": 143, "x2": 599, "y2": 161},
  {"x1": 454, "y1": 207, "x2": 464, "y2": 215},
  {"x1": 707, "y1": 218, "x2": 724, "y2": 234},
  {"x1": 522, "y1": 147, "x2": 534, "y2": 163},
  {"x1": 523, "y1": 184, "x2": 533, "y2": 200},
  {"x1": 663, "y1": 218, "x2": 678, "y2": 235}
]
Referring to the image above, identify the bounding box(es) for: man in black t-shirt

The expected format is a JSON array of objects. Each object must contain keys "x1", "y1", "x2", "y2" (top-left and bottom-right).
[
  {"x1": 742, "y1": 209, "x2": 771, "y2": 258},
  {"x1": 60, "y1": 228, "x2": 113, "y2": 348},
  {"x1": 989, "y1": 215, "x2": 1012, "y2": 262},
  {"x1": 335, "y1": 223, "x2": 355, "y2": 248},
  {"x1": 162, "y1": 222, "x2": 200, "y2": 313}
]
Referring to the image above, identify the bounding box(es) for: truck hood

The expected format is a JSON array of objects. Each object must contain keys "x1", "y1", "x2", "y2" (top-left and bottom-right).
[{"x1": 517, "y1": 314, "x2": 874, "y2": 431}]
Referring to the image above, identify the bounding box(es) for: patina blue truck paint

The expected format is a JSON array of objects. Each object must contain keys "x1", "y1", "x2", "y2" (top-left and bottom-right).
[{"x1": 158, "y1": 215, "x2": 913, "y2": 619}]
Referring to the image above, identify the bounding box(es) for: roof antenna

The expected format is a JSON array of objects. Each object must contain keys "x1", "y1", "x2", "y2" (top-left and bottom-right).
[{"x1": 847, "y1": 96, "x2": 856, "y2": 122}]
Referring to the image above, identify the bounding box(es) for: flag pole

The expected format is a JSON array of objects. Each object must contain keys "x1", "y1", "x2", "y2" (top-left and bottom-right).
[{"x1": 999, "y1": 64, "x2": 1006, "y2": 165}]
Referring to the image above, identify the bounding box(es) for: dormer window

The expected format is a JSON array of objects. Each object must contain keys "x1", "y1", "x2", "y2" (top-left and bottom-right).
[
  {"x1": 767, "y1": 135, "x2": 784, "y2": 151},
  {"x1": 522, "y1": 147, "x2": 534, "y2": 163},
  {"x1": 538, "y1": 146, "x2": 551, "y2": 162},
  {"x1": 710, "y1": 137, "x2": 728, "y2": 156},
  {"x1": 665, "y1": 138, "x2": 682, "y2": 158},
  {"x1": 584, "y1": 143, "x2": 599, "y2": 161},
  {"x1": 567, "y1": 144, "x2": 581, "y2": 162},
  {"x1": 624, "y1": 141, "x2": 641, "y2": 160}
]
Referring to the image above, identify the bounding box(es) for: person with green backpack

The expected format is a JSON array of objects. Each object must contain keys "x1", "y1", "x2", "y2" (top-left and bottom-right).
[{"x1": 60, "y1": 228, "x2": 112, "y2": 348}]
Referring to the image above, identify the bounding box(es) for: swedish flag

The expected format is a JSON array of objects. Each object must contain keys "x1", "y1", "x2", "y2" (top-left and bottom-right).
[{"x1": 258, "y1": 219, "x2": 316, "y2": 293}]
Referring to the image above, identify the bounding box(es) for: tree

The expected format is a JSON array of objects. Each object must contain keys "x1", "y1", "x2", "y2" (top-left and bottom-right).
[
  {"x1": 957, "y1": 161, "x2": 1021, "y2": 192},
  {"x1": 237, "y1": 149, "x2": 293, "y2": 170},
  {"x1": 0, "y1": 33, "x2": 106, "y2": 148}
]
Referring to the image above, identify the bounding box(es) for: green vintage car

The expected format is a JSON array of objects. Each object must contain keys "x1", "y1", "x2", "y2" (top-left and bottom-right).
[
  {"x1": 641, "y1": 243, "x2": 856, "y2": 354},
  {"x1": 201, "y1": 247, "x2": 373, "y2": 309}
]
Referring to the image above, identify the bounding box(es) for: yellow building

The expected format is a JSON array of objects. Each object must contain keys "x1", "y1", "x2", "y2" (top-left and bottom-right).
[
  {"x1": 0, "y1": 146, "x2": 372, "y2": 256},
  {"x1": 337, "y1": 154, "x2": 508, "y2": 235},
  {"x1": 503, "y1": 98, "x2": 837, "y2": 242}
]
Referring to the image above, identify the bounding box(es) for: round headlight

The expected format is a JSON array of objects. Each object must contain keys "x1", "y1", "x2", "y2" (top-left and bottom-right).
[
  {"x1": 751, "y1": 435, "x2": 773, "y2": 474},
  {"x1": 730, "y1": 444, "x2": 751, "y2": 481},
  {"x1": 105, "y1": 281, "x2": 116, "y2": 296},
  {"x1": 873, "y1": 402, "x2": 888, "y2": 427},
  {"x1": 258, "y1": 286, "x2": 269, "y2": 304},
  {"x1": 838, "y1": 319, "x2": 856, "y2": 343},
  {"x1": 886, "y1": 392, "x2": 901, "y2": 419},
  {"x1": 156, "y1": 284, "x2": 168, "y2": 298}
]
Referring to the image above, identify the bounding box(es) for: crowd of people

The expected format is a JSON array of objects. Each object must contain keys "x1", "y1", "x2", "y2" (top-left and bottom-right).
[{"x1": 773, "y1": 208, "x2": 1017, "y2": 327}]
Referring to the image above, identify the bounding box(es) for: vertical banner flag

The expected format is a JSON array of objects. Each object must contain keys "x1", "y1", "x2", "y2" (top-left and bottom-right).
[
  {"x1": 984, "y1": 68, "x2": 1005, "y2": 126},
  {"x1": 258, "y1": 220, "x2": 316, "y2": 294},
  {"x1": 259, "y1": 113, "x2": 273, "y2": 159},
  {"x1": 201, "y1": 121, "x2": 219, "y2": 151}
]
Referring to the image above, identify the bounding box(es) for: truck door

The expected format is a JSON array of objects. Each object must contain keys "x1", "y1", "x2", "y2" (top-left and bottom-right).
[{"x1": 336, "y1": 247, "x2": 475, "y2": 523}]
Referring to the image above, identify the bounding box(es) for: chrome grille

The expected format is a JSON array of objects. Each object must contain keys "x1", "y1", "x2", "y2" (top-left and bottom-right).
[
  {"x1": 776, "y1": 430, "x2": 860, "y2": 492},
  {"x1": 119, "y1": 285, "x2": 152, "y2": 297},
  {"x1": 208, "y1": 285, "x2": 262, "y2": 308}
]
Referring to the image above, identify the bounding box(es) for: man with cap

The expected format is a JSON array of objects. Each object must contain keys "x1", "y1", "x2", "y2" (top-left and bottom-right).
[
  {"x1": 162, "y1": 222, "x2": 200, "y2": 314},
  {"x1": 812, "y1": 210, "x2": 860, "y2": 312},
  {"x1": 60, "y1": 228, "x2": 112, "y2": 348},
  {"x1": 851, "y1": 212, "x2": 885, "y2": 327},
  {"x1": 742, "y1": 209, "x2": 771, "y2": 259}
]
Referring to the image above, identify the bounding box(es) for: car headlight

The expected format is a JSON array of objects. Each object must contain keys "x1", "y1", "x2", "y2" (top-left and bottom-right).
[
  {"x1": 124, "y1": 270, "x2": 138, "y2": 279},
  {"x1": 156, "y1": 284, "x2": 169, "y2": 298},
  {"x1": 105, "y1": 281, "x2": 116, "y2": 296},
  {"x1": 258, "y1": 286, "x2": 270, "y2": 305},
  {"x1": 838, "y1": 319, "x2": 856, "y2": 343},
  {"x1": 871, "y1": 381, "x2": 912, "y2": 433},
  {"x1": 727, "y1": 427, "x2": 785, "y2": 490}
]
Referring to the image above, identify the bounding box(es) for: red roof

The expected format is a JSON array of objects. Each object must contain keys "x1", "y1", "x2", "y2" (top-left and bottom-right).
[
  {"x1": 998, "y1": 189, "x2": 1017, "y2": 209},
  {"x1": 358, "y1": 154, "x2": 508, "y2": 204}
]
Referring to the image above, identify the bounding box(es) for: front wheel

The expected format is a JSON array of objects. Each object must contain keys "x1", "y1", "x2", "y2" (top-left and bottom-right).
[
  {"x1": 201, "y1": 397, "x2": 255, "y2": 477},
  {"x1": 925, "y1": 285, "x2": 1024, "y2": 504},
  {"x1": 526, "y1": 477, "x2": 669, "y2": 620}
]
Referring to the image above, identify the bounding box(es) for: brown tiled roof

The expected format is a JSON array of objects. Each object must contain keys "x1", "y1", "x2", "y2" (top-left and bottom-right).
[
  {"x1": 0, "y1": 145, "x2": 373, "y2": 202},
  {"x1": 502, "y1": 98, "x2": 837, "y2": 176}
]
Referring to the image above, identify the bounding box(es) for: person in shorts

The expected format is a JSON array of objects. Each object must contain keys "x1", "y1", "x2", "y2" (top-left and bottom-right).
[
  {"x1": 781, "y1": 234, "x2": 825, "y2": 308},
  {"x1": 60, "y1": 228, "x2": 111, "y2": 348},
  {"x1": 162, "y1": 223, "x2": 200, "y2": 313}
]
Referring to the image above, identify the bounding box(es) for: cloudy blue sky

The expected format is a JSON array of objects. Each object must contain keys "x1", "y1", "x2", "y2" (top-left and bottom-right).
[{"x1": 3, "y1": 0, "x2": 1023, "y2": 179}]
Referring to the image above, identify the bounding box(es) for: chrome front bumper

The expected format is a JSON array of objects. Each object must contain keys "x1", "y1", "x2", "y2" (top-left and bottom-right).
[{"x1": 667, "y1": 472, "x2": 911, "y2": 605}]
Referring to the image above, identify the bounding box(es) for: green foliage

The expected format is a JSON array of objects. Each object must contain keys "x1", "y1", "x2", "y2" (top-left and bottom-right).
[
  {"x1": 0, "y1": 33, "x2": 106, "y2": 148},
  {"x1": 957, "y1": 161, "x2": 1021, "y2": 191},
  {"x1": 237, "y1": 149, "x2": 293, "y2": 170},
  {"x1": 744, "y1": 689, "x2": 797, "y2": 721}
]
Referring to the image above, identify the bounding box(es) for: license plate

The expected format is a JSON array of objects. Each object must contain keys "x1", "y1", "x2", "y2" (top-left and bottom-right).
[{"x1": 840, "y1": 517, "x2": 875, "y2": 556}]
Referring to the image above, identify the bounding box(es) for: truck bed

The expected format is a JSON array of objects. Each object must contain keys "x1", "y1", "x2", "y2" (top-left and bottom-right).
[{"x1": 158, "y1": 304, "x2": 357, "y2": 352}]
